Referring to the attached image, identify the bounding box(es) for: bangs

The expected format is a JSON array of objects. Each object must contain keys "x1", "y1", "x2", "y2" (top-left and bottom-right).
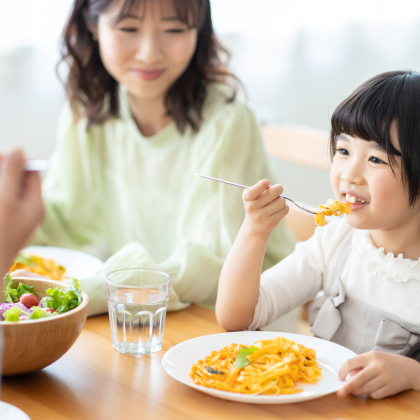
[
  {"x1": 330, "y1": 73, "x2": 405, "y2": 158},
  {"x1": 115, "y1": 0, "x2": 201, "y2": 28}
]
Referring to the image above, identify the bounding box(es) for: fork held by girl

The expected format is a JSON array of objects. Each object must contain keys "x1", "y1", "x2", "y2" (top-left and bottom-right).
[{"x1": 216, "y1": 70, "x2": 420, "y2": 399}]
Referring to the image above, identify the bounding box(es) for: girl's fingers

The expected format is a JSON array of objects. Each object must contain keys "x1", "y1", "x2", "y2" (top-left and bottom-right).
[
  {"x1": 346, "y1": 374, "x2": 385, "y2": 396},
  {"x1": 244, "y1": 182, "x2": 285, "y2": 210},
  {"x1": 350, "y1": 368, "x2": 363, "y2": 377},
  {"x1": 243, "y1": 179, "x2": 270, "y2": 201},
  {"x1": 338, "y1": 354, "x2": 369, "y2": 380},
  {"x1": 370, "y1": 385, "x2": 391, "y2": 400},
  {"x1": 262, "y1": 195, "x2": 287, "y2": 217},
  {"x1": 258, "y1": 184, "x2": 284, "y2": 208},
  {"x1": 337, "y1": 367, "x2": 379, "y2": 398},
  {"x1": 269, "y1": 205, "x2": 289, "y2": 223}
]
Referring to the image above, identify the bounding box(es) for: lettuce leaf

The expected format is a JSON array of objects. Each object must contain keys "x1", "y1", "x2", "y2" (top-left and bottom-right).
[
  {"x1": 27, "y1": 306, "x2": 52, "y2": 320},
  {"x1": 16, "y1": 283, "x2": 36, "y2": 299},
  {"x1": 3, "y1": 274, "x2": 16, "y2": 303},
  {"x1": 40, "y1": 278, "x2": 82, "y2": 314},
  {"x1": 3, "y1": 274, "x2": 37, "y2": 303},
  {"x1": 3, "y1": 307, "x2": 22, "y2": 322},
  {"x1": 3, "y1": 306, "x2": 54, "y2": 321}
]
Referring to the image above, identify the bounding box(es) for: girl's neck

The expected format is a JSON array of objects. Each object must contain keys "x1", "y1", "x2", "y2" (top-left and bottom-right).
[
  {"x1": 127, "y1": 93, "x2": 173, "y2": 137},
  {"x1": 369, "y1": 226, "x2": 420, "y2": 260}
]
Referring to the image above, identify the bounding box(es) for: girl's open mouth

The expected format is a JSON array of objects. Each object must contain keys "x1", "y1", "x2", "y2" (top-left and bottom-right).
[{"x1": 345, "y1": 193, "x2": 369, "y2": 210}]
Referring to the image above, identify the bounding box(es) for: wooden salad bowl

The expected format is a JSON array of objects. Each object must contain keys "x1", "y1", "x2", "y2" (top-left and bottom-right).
[{"x1": 1, "y1": 277, "x2": 89, "y2": 376}]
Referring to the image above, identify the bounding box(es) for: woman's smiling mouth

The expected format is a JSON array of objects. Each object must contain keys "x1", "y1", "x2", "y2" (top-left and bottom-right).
[{"x1": 132, "y1": 69, "x2": 166, "y2": 81}]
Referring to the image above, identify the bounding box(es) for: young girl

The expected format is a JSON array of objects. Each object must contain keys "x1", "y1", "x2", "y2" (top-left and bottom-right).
[
  {"x1": 216, "y1": 70, "x2": 420, "y2": 399},
  {"x1": 30, "y1": 0, "x2": 294, "y2": 313}
]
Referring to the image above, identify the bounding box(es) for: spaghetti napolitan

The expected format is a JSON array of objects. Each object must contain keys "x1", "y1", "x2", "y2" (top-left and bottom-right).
[
  {"x1": 190, "y1": 336, "x2": 322, "y2": 395},
  {"x1": 314, "y1": 199, "x2": 352, "y2": 227},
  {"x1": 9, "y1": 254, "x2": 67, "y2": 281}
]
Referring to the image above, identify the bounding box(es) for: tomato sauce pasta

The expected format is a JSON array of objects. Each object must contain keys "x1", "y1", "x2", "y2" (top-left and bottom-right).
[
  {"x1": 190, "y1": 336, "x2": 322, "y2": 395},
  {"x1": 314, "y1": 199, "x2": 352, "y2": 227},
  {"x1": 9, "y1": 254, "x2": 66, "y2": 281}
]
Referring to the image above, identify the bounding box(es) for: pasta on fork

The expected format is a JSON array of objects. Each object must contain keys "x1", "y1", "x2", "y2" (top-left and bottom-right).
[{"x1": 314, "y1": 199, "x2": 352, "y2": 227}]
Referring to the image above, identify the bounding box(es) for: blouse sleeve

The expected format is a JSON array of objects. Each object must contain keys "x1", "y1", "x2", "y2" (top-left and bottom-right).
[{"x1": 31, "y1": 103, "x2": 106, "y2": 249}]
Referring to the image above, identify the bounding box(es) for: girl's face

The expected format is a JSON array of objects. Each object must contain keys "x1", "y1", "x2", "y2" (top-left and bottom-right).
[
  {"x1": 330, "y1": 130, "x2": 419, "y2": 232},
  {"x1": 96, "y1": 0, "x2": 197, "y2": 102}
]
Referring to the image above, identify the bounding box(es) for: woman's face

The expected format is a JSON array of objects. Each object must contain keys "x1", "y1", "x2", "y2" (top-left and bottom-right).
[{"x1": 96, "y1": 0, "x2": 197, "y2": 102}]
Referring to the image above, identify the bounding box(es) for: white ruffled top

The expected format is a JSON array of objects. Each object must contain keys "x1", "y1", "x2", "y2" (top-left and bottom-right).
[
  {"x1": 249, "y1": 218, "x2": 420, "y2": 330},
  {"x1": 352, "y1": 230, "x2": 420, "y2": 283}
]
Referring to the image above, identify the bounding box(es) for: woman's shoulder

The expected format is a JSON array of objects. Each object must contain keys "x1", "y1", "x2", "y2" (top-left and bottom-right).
[
  {"x1": 200, "y1": 83, "x2": 256, "y2": 127},
  {"x1": 56, "y1": 100, "x2": 113, "y2": 143}
]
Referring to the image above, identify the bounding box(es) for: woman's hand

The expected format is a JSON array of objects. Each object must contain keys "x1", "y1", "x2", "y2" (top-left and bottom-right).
[
  {"x1": 337, "y1": 351, "x2": 420, "y2": 399},
  {"x1": 0, "y1": 149, "x2": 45, "y2": 275},
  {"x1": 242, "y1": 180, "x2": 289, "y2": 238}
]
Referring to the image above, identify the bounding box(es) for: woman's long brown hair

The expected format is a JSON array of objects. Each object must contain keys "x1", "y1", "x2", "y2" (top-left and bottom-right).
[{"x1": 60, "y1": 0, "x2": 239, "y2": 132}]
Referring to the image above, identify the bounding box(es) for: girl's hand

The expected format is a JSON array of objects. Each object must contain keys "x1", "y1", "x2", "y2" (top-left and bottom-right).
[
  {"x1": 337, "y1": 351, "x2": 420, "y2": 399},
  {"x1": 0, "y1": 149, "x2": 45, "y2": 274},
  {"x1": 242, "y1": 180, "x2": 289, "y2": 237}
]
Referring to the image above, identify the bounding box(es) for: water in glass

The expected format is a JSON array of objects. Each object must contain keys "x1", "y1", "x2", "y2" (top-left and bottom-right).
[{"x1": 108, "y1": 288, "x2": 168, "y2": 355}]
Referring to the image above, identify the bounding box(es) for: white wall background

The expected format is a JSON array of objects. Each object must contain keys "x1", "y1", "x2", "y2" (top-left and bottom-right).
[{"x1": 0, "y1": 0, "x2": 419, "y2": 202}]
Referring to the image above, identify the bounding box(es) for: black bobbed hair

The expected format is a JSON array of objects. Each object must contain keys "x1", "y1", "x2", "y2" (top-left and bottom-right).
[{"x1": 330, "y1": 70, "x2": 420, "y2": 205}]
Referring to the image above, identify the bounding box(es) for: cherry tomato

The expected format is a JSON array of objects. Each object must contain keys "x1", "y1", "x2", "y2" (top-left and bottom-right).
[
  {"x1": 18, "y1": 293, "x2": 40, "y2": 309},
  {"x1": 44, "y1": 308, "x2": 56, "y2": 314}
]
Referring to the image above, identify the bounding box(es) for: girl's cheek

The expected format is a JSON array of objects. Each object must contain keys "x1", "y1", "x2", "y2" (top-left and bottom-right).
[{"x1": 329, "y1": 164, "x2": 341, "y2": 196}]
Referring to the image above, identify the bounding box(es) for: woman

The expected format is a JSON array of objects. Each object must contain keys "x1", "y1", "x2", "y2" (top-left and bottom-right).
[{"x1": 32, "y1": 0, "x2": 295, "y2": 314}]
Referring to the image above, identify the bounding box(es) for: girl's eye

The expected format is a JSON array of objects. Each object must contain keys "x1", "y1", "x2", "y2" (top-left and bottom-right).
[
  {"x1": 119, "y1": 27, "x2": 137, "y2": 33},
  {"x1": 337, "y1": 148, "x2": 349, "y2": 156},
  {"x1": 369, "y1": 156, "x2": 386, "y2": 164}
]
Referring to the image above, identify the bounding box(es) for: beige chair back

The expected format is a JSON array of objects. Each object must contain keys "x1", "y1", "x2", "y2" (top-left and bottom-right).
[{"x1": 261, "y1": 124, "x2": 330, "y2": 241}]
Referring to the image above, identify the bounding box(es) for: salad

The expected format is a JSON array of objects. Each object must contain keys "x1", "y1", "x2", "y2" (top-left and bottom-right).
[{"x1": 1, "y1": 274, "x2": 82, "y2": 322}]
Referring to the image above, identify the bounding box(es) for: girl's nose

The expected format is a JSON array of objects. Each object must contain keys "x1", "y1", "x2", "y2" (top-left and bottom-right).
[{"x1": 341, "y1": 162, "x2": 364, "y2": 185}]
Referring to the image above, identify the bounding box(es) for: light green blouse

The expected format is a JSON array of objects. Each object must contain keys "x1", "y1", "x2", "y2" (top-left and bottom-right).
[{"x1": 33, "y1": 84, "x2": 295, "y2": 314}]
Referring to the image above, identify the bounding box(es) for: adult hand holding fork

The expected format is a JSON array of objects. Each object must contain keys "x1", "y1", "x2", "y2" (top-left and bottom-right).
[{"x1": 0, "y1": 149, "x2": 45, "y2": 277}]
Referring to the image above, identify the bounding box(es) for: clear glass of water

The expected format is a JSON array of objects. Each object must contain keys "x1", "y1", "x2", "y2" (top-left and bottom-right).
[{"x1": 106, "y1": 268, "x2": 170, "y2": 356}]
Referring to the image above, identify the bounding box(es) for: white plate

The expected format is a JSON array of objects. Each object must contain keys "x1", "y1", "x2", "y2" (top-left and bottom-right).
[
  {"x1": 20, "y1": 246, "x2": 104, "y2": 279},
  {"x1": 0, "y1": 401, "x2": 31, "y2": 420},
  {"x1": 162, "y1": 331, "x2": 356, "y2": 404}
]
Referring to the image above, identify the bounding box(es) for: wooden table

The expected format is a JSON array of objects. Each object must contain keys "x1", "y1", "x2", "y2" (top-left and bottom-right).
[{"x1": 2, "y1": 306, "x2": 420, "y2": 419}]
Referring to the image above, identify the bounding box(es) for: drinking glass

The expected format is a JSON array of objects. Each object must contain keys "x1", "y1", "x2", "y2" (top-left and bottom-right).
[{"x1": 106, "y1": 268, "x2": 170, "y2": 356}]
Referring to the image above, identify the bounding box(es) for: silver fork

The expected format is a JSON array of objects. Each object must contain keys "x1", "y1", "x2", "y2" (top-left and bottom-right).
[{"x1": 194, "y1": 173, "x2": 317, "y2": 215}]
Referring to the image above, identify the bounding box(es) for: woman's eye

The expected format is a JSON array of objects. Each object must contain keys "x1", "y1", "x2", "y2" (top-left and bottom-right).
[
  {"x1": 165, "y1": 28, "x2": 186, "y2": 33},
  {"x1": 337, "y1": 148, "x2": 349, "y2": 156},
  {"x1": 369, "y1": 156, "x2": 386, "y2": 164},
  {"x1": 119, "y1": 27, "x2": 137, "y2": 33}
]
